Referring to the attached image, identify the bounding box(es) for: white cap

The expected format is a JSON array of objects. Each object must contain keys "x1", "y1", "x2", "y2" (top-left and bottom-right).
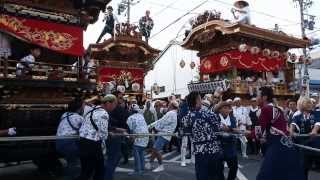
[
  {"x1": 233, "y1": 97, "x2": 241, "y2": 102},
  {"x1": 131, "y1": 104, "x2": 140, "y2": 112},
  {"x1": 251, "y1": 97, "x2": 257, "y2": 101},
  {"x1": 226, "y1": 99, "x2": 233, "y2": 103}
]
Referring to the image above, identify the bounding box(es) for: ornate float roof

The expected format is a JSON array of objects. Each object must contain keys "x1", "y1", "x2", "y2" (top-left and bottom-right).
[
  {"x1": 88, "y1": 23, "x2": 160, "y2": 71},
  {"x1": 0, "y1": 0, "x2": 111, "y2": 27},
  {"x1": 182, "y1": 20, "x2": 309, "y2": 51}
]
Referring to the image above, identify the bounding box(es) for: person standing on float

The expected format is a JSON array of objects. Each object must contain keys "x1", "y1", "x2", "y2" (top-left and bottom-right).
[{"x1": 256, "y1": 86, "x2": 304, "y2": 180}]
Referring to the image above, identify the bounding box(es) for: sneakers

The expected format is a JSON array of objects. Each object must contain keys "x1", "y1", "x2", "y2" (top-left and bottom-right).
[
  {"x1": 145, "y1": 162, "x2": 152, "y2": 170},
  {"x1": 152, "y1": 165, "x2": 164, "y2": 172},
  {"x1": 242, "y1": 154, "x2": 249, "y2": 158},
  {"x1": 180, "y1": 162, "x2": 186, "y2": 167}
]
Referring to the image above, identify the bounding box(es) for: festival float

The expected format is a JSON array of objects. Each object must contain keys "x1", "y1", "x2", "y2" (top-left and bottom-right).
[
  {"x1": 0, "y1": 0, "x2": 110, "y2": 167},
  {"x1": 88, "y1": 23, "x2": 160, "y2": 104},
  {"x1": 181, "y1": 10, "x2": 309, "y2": 102}
]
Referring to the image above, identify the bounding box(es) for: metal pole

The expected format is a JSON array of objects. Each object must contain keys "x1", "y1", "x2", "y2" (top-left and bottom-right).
[
  {"x1": 127, "y1": 0, "x2": 130, "y2": 23},
  {"x1": 298, "y1": 0, "x2": 310, "y2": 97}
]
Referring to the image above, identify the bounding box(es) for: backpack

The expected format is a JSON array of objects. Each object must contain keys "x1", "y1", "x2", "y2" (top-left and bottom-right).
[{"x1": 144, "y1": 109, "x2": 154, "y2": 125}]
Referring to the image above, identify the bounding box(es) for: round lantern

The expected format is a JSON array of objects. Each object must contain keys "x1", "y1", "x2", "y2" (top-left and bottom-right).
[
  {"x1": 238, "y1": 44, "x2": 248, "y2": 52},
  {"x1": 262, "y1": 49, "x2": 271, "y2": 57},
  {"x1": 105, "y1": 82, "x2": 115, "y2": 94},
  {"x1": 190, "y1": 62, "x2": 196, "y2": 69},
  {"x1": 298, "y1": 55, "x2": 304, "y2": 64},
  {"x1": 250, "y1": 46, "x2": 260, "y2": 55},
  {"x1": 180, "y1": 60, "x2": 186, "y2": 68},
  {"x1": 117, "y1": 85, "x2": 126, "y2": 93},
  {"x1": 271, "y1": 51, "x2": 280, "y2": 58},
  {"x1": 290, "y1": 53, "x2": 297, "y2": 63},
  {"x1": 132, "y1": 83, "x2": 140, "y2": 92}
]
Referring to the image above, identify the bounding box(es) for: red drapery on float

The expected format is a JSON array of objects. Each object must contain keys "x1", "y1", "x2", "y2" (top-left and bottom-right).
[
  {"x1": 200, "y1": 50, "x2": 285, "y2": 74},
  {"x1": 0, "y1": 14, "x2": 84, "y2": 56},
  {"x1": 99, "y1": 67, "x2": 144, "y2": 85}
]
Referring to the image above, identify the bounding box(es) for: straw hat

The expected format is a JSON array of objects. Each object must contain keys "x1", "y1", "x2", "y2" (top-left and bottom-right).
[
  {"x1": 234, "y1": 0, "x2": 249, "y2": 8},
  {"x1": 214, "y1": 101, "x2": 232, "y2": 112}
]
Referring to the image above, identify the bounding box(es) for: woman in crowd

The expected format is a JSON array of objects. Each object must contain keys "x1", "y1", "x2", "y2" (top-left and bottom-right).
[
  {"x1": 56, "y1": 98, "x2": 84, "y2": 180},
  {"x1": 183, "y1": 92, "x2": 223, "y2": 180},
  {"x1": 289, "y1": 97, "x2": 320, "y2": 180},
  {"x1": 146, "y1": 101, "x2": 178, "y2": 172},
  {"x1": 126, "y1": 104, "x2": 149, "y2": 175},
  {"x1": 143, "y1": 100, "x2": 157, "y2": 125},
  {"x1": 256, "y1": 87, "x2": 304, "y2": 180}
]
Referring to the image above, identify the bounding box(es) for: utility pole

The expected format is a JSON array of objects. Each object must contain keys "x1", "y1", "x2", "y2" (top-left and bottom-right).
[
  {"x1": 127, "y1": 0, "x2": 130, "y2": 23},
  {"x1": 117, "y1": 0, "x2": 140, "y2": 24},
  {"x1": 294, "y1": 0, "x2": 314, "y2": 97}
]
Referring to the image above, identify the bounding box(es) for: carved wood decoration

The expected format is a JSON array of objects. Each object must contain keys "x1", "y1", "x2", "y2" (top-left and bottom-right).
[
  {"x1": 182, "y1": 20, "x2": 309, "y2": 51},
  {"x1": 89, "y1": 36, "x2": 160, "y2": 70},
  {"x1": 1, "y1": 0, "x2": 112, "y2": 27}
]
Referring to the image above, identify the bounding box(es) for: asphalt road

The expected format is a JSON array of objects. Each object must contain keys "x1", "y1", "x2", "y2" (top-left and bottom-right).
[{"x1": 0, "y1": 152, "x2": 319, "y2": 180}]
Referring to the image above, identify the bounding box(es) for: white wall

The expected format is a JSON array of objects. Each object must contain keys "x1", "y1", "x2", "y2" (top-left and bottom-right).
[{"x1": 144, "y1": 45, "x2": 199, "y2": 99}]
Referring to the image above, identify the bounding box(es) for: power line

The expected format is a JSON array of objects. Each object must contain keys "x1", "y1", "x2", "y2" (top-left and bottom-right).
[
  {"x1": 149, "y1": 0, "x2": 208, "y2": 40},
  {"x1": 152, "y1": 0, "x2": 181, "y2": 17},
  {"x1": 143, "y1": 1, "x2": 194, "y2": 15}
]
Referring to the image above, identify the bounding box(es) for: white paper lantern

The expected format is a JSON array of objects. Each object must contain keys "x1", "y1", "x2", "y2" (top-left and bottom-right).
[
  {"x1": 250, "y1": 46, "x2": 260, "y2": 54},
  {"x1": 180, "y1": 60, "x2": 186, "y2": 68},
  {"x1": 117, "y1": 85, "x2": 126, "y2": 93},
  {"x1": 262, "y1": 49, "x2": 271, "y2": 57},
  {"x1": 132, "y1": 83, "x2": 140, "y2": 92},
  {"x1": 271, "y1": 51, "x2": 280, "y2": 58},
  {"x1": 239, "y1": 44, "x2": 248, "y2": 52}
]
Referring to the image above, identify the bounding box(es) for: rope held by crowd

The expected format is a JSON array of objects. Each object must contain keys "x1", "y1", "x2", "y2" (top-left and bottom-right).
[{"x1": 0, "y1": 132, "x2": 318, "y2": 141}]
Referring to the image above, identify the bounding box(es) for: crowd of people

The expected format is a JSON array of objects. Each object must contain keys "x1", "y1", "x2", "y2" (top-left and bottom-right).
[
  {"x1": 54, "y1": 85, "x2": 320, "y2": 180},
  {"x1": 1, "y1": 87, "x2": 320, "y2": 180}
]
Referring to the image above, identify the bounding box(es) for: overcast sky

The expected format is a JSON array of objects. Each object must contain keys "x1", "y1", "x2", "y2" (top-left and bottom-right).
[{"x1": 84, "y1": 0, "x2": 320, "y2": 97}]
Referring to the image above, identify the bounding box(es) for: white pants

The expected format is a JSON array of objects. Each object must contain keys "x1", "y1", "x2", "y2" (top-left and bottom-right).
[
  {"x1": 239, "y1": 135, "x2": 248, "y2": 157},
  {"x1": 181, "y1": 136, "x2": 194, "y2": 164}
]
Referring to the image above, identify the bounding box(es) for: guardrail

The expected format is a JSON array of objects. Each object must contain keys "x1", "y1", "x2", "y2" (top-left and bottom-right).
[{"x1": 0, "y1": 58, "x2": 96, "y2": 82}]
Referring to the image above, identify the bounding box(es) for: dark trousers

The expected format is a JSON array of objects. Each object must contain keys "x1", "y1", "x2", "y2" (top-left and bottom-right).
[
  {"x1": 223, "y1": 156, "x2": 238, "y2": 180},
  {"x1": 104, "y1": 136, "x2": 122, "y2": 180},
  {"x1": 303, "y1": 154, "x2": 318, "y2": 180},
  {"x1": 56, "y1": 139, "x2": 80, "y2": 179},
  {"x1": 121, "y1": 138, "x2": 130, "y2": 163},
  {"x1": 195, "y1": 153, "x2": 224, "y2": 180},
  {"x1": 78, "y1": 138, "x2": 105, "y2": 180},
  {"x1": 96, "y1": 25, "x2": 114, "y2": 43}
]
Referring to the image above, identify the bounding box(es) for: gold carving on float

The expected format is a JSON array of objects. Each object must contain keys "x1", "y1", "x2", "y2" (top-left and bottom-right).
[
  {"x1": 203, "y1": 60, "x2": 212, "y2": 70},
  {"x1": 220, "y1": 56, "x2": 229, "y2": 67},
  {"x1": 0, "y1": 15, "x2": 77, "y2": 51}
]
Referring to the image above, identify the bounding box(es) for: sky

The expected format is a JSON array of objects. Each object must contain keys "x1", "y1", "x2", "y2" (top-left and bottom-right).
[{"x1": 84, "y1": 0, "x2": 320, "y2": 97}]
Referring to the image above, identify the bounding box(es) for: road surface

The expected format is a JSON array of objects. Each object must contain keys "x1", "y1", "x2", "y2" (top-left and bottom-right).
[{"x1": 0, "y1": 151, "x2": 319, "y2": 180}]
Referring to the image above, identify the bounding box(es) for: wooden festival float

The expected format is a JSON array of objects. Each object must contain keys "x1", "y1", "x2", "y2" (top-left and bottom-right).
[
  {"x1": 0, "y1": 0, "x2": 110, "y2": 167},
  {"x1": 181, "y1": 10, "x2": 309, "y2": 103},
  {"x1": 88, "y1": 23, "x2": 160, "y2": 104}
]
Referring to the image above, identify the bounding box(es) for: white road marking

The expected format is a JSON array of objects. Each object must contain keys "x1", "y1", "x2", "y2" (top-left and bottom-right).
[
  {"x1": 115, "y1": 167, "x2": 134, "y2": 173},
  {"x1": 237, "y1": 169, "x2": 248, "y2": 180},
  {"x1": 168, "y1": 155, "x2": 181, "y2": 162},
  {"x1": 162, "y1": 151, "x2": 177, "y2": 158}
]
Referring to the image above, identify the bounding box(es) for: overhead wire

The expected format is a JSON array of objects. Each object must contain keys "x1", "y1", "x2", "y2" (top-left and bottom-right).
[{"x1": 149, "y1": 0, "x2": 209, "y2": 40}]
